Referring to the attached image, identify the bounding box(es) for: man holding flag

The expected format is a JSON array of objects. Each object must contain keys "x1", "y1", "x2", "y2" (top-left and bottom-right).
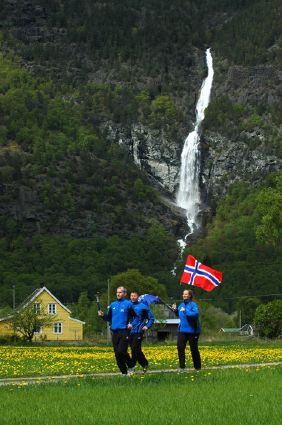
[
  {"x1": 172, "y1": 254, "x2": 223, "y2": 371},
  {"x1": 172, "y1": 289, "x2": 201, "y2": 372}
]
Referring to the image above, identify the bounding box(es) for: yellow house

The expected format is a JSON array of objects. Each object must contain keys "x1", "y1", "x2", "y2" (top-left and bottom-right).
[{"x1": 0, "y1": 286, "x2": 85, "y2": 341}]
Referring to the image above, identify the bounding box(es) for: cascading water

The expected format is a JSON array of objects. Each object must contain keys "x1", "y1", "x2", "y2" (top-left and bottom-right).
[{"x1": 176, "y1": 48, "x2": 214, "y2": 239}]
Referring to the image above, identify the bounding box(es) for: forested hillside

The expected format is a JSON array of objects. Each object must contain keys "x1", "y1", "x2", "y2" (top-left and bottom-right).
[
  {"x1": 0, "y1": 53, "x2": 181, "y2": 306},
  {"x1": 0, "y1": 0, "x2": 281, "y2": 313},
  {"x1": 183, "y1": 173, "x2": 282, "y2": 311}
]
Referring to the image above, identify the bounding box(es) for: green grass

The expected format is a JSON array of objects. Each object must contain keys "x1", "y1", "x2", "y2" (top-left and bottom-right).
[{"x1": 0, "y1": 367, "x2": 281, "y2": 425}]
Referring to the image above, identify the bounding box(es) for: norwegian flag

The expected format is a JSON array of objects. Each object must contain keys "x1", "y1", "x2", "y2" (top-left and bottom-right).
[{"x1": 180, "y1": 255, "x2": 223, "y2": 292}]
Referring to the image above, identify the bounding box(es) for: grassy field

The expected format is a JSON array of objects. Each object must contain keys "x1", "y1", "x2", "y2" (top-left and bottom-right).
[
  {"x1": 0, "y1": 366, "x2": 281, "y2": 425},
  {"x1": 0, "y1": 341, "x2": 281, "y2": 378}
]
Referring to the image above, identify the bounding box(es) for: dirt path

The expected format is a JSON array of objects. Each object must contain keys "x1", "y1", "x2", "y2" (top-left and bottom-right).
[{"x1": 0, "y1": 361, "x2": 281, "y2": 386}]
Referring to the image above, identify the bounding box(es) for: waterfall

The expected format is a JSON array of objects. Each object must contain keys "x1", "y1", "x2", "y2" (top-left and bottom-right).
[{"x1": 176, "y1": 48, "x2": 214, "y2": 238}]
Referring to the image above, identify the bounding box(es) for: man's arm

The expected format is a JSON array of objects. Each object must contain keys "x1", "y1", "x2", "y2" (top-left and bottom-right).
[
  {"x1": 143, "y1": 307, "x2": 154, "y2": 331},
  {"x1": 127, "y1": 305, "x2": 136, "y2": 329}
]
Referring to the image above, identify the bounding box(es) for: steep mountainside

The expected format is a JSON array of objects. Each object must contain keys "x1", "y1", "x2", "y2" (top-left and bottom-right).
[
  {"x1": 1, "y1": 1, "x2": 281, "y2": 201},
  {"x1": 0, "y1": 0, "x2": 281, "y2": 309}
]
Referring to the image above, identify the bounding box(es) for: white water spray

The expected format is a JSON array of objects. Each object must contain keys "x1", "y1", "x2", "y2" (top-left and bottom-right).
[{"x1": 176, "y1": 48, "x2": 214, "y2": 238}]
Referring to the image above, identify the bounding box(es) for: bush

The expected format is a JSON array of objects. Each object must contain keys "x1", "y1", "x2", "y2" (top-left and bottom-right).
[{"x1": 254, "y1": 300, "x2": 282, "y2": 338}]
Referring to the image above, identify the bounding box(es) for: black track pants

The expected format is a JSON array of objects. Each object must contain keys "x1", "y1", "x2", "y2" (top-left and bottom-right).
[
  {"x1": 177, "y1": 332, "x2": 201, "y2": 370},
  {"x1": 129, "y1": 333, "x2": 148, "y2": 368},
  {"x1": 112, "y1": 330, "x2": 134, "y2": 374}
]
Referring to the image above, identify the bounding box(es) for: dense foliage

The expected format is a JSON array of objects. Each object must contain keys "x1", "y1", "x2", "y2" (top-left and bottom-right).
[
  {"x1": 255, "y1": 300, "x2": 282, "y2": 338},
  {"x1": 0, "y1": 53, "x2": 180, "y2": 308},
  {"x1": 0, "y1": 223, "x2": 178, "y2": 307},
  {"x1": 181, "y1": 174, "x2": 282, "y2": 312},
  {"x1": 0, "y1": 55, "x2": 176, "y2": 238},
  {"x1": 214, "y1": 0, "x2": 282, "y2": 66},
  {"x1": 204, "y1": 96, "x2": 282, "y2": 157},
  {"x1": 0, "y1": 1, "x2": 281, "y2": 316}
]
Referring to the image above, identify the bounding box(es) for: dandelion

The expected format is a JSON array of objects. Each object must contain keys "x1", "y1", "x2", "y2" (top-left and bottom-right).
[{"x1": 0, "y1": 345, "x2": 281, "y2": 378}]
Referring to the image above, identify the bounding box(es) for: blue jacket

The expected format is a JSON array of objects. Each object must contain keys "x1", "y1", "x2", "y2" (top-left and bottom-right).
[
  {"x1": 102, "y1": 299, "x2": 134, "y2": 331},
  {"x1": 129, "y1": 301, "x2": 154, "y2": 334},
  {"x1": 175, "y1": 300, "x2": 201, "y2": 334}
]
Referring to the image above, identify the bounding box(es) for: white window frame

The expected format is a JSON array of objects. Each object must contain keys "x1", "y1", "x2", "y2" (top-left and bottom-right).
[
  {"x1": 53, "y1": 322, "x2": 63, "y2": 334},
  {"x1": 48, "y1": 303, "x2": 56, "y2": 315},
  {"x1": 33, "y1": 303, "x2": 41, "y2": 314}
]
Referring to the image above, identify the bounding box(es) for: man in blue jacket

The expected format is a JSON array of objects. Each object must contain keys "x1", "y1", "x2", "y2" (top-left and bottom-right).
[
  {"x1": 128, "y1": 290, "x2": 154, "y2": 372},
  {"x1": 172, "y1": 289, "x2": 201, "y2": 371},
  {"x1": 98, "y1": 286, "x2": 135, "y2": 375}
]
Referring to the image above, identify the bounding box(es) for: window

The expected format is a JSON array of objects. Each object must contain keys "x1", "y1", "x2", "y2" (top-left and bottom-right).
[
  {"x1": 34, "y1": 325, "x2": 42, "y2": 334},
  {"x1": 48, "y1": 303, "x2": 56, "y2": 315},
  {"x1": 33, "y1": 303, "x2": 41, "y2": 314},
  {"x1": 53, "y1": 322, "x2": 63, "y2": 334}
]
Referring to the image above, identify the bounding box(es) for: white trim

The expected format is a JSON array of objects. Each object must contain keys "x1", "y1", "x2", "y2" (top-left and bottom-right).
[
  {"x1": 0, "y1": 316, "x2": 13, "y2": 322},
  {"x1": 69, "y1": 317, "x2": 86, "y2": 324},
  {"x1": 53, "y1": 322, "x2": 63, "y2": 334},
  {"x1": 48, "y1": 303, "x2": 57, "y2": 315},
  {"x1": 33, "y1": 303, "x2": 41, "y2": 314},
  {"x1": 23, "y1": 287, "x2": 72, "y2": 314}
]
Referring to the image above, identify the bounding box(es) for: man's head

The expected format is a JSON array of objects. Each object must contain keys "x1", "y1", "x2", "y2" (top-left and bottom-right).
[
  {"x1": 116, "y1": 286, "x2": 127, "y2": 300},
  {"x1": 130, "y1": 291, "x2": 139, "y2": 303},
  {"x1": 183, "y1": 289, "x2": 193, "y2": 301}
]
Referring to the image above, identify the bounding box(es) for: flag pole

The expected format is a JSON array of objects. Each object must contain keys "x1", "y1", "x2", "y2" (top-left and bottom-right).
[
  {"x1": 95, "y1": 292, "x2": 101, "y2": 311},
  {"x1": 157, "y1": 297, "x2": 175, "y2": 312}
]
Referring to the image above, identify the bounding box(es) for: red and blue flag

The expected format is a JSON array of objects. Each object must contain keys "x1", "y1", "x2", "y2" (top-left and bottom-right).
[{"x1": 180, "y1": 255, "x2": 223, "y2": 292}]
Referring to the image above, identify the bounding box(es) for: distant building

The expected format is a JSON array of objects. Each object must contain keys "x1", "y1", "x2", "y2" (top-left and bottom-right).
[
  {"x1": 0, "y1": 286, "x2": 85, "y2": 341},
  {"x1": 154, "y1": 318, "x2": 180, "y2": 341},
  {"x1": 219, "y1": 325, "x2": 255, "y2": 336},
  {"x1": 239, "y1": 324, "x2": 255, "y2": 336},
  {"x1": 219, "y1": 328, "x2": 241, "y2": 335},
  {"x1": 150, "y1": 305, "x2": 179, "y2": 341}
]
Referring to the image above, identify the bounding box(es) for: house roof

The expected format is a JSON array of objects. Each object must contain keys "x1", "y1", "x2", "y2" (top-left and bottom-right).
[
  {"x1": 69, "y1": 317, "x2": 86, "y2": 324},
  {"x1": 0, "y1": 287, "x2": 85, "y2": 327},
  {"x1": 0, "y1": 287, "x2": 73, "y2": 321},
  {"x1": 240, "y1": 324, "x2": 254, "y2": 330},
  {"x1": 155, "y1": 319, "x2": 180, "y2": 325},
  {"x1": 0, "y1": 315, "x2": 13, "y2": 322},
  {"x1": 220, "y1": 328, "x2": 241, "y2": 333},
  {"x1": 19, "y1": 286, "x2": 72, "y2": 314}
]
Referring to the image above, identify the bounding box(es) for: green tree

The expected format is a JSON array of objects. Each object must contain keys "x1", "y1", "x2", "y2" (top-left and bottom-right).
[
  {"x1": 200, "y1": 303, "x2": 236, "y2": 334},
  {"x1": 149, "y1": 95, "x2": 176, "y2": 128},
  {"x1": 254, "y1": 300, "x2": 282, "y2": 338},
  {"x1": 255, "y1": 175, "x2": 282, "y2": 247},
  {"x1": 110, "y1": 269, "x2": 168, "y2": 300},
  {"x1": 237, "y1": 297, "x2": 261, "y2": 325},
  {"x1": 10, "y1": 304, "x2": 55, "y2": 342},
  {"x1": 71, "y1": 291, "x2": 106, "y2": 337}
]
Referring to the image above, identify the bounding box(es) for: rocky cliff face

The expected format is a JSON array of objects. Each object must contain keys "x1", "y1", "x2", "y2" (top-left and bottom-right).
[
  {"x1": 1, "y1": 0, "x2": 281, "y2": 237},
  {"x1": 201, "y1": 60, "x2": 282, "y2": 203},
  {"x1": 103, "y1": 59, "x2": 282, "y2": 212},
  {"x1": 201, "y1": 134, "x2": 281, "y2": 201},
  {"x1": 102, "y1": 123, "x2": 182, "y2": 194}
]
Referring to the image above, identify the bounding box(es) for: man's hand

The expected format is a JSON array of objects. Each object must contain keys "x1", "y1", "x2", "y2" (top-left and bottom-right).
[
  {"x1": 142, "y1": 326, "x2": 148, "y2": 332},
  {"x1": 98, "y1": 310, "x2": 104, "y2": 317},
  {"x1": 172, "y1": 303, "x2": 177, "y2": 310},
  {"x1": 127, "y1": 323, "x2": 133, "y2": 329}
]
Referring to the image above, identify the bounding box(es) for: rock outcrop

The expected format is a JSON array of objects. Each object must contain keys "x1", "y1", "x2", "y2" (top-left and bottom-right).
[{"x1": 1, "y1": 1, "x2": 281, "y2": 237}]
